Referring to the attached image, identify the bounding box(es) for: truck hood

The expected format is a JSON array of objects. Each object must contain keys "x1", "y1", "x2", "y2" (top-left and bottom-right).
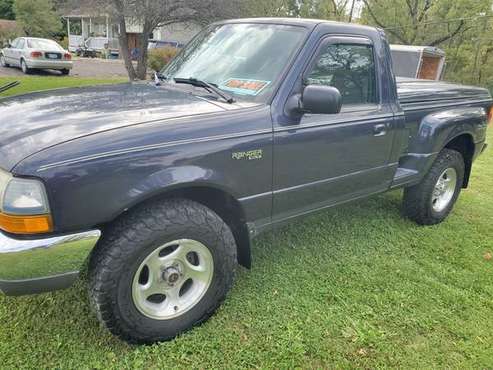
[
  {"x1": 0, "y1": 82, "x2": 248, "y2": 170},
  {"x1": 397, "y1": 77, "x2": 491, "y2": 104}
]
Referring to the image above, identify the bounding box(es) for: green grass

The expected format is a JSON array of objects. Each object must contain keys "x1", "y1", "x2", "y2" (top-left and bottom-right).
[
  {"x1": 0, "y1": 76, "x2": 126, "y2": 98},
  {"x1": 0, "y1": 78, "x2": 492, "y2": 368}
]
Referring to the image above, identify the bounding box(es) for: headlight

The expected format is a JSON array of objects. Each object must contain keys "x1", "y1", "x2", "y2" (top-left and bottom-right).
[
  {"x1": 0, "y1": 170, "x2": 52, "y2": 234},
  {"x1": 3, "y1": 178, "x2": 50, "y2": 215}
]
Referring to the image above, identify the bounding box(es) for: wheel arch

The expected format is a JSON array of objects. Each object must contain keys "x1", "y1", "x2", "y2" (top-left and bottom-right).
[
  {"x1": 443, "y1": 133, "x2": 475, "y2": 188},
  {"x1": 406, "y1": 106, "x2": 485, "y2": 186},
  {"x1": 100, "y1": 183, "x2": 252, "y2": 269}
]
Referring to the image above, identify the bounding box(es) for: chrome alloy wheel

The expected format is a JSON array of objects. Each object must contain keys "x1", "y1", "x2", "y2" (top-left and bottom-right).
[
  {"x1": 132, "y1": 239, "x2": 214, "y2": 320},
  {"x1": 431, "y1": 167, "x2": 457, "y2": 212}
]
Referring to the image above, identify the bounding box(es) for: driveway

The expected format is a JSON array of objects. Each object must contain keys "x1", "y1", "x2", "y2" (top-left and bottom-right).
[{"x1": 0, "y1": 57, "x2": 128, "y2": 78}]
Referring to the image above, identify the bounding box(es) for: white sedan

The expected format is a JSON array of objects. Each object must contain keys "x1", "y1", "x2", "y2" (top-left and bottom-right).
[{"x1": 0, "y1": 37, "x2": 73, "y2": 75}]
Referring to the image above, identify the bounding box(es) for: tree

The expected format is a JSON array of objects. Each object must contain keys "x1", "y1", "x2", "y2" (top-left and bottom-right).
[
  {"x1": 0, "y1": 0, "x2": 15, "y2": 20},
  {"x1": 245, "y1": 0, "x2": 291, "y2": 17},
  {"x1": 297, "y1": 0, "x2": 358, "y2": 21},
  {"x1": 360, "y1": 0, "x2": 491, "y2": 46},
  {"x1": 14, "y1": 0, "x2": 61, "y2": 37},
  {"x1": 359, "y1": 0, "x2": 493, "y2": 92},
  {"x1": 73, "y1": 0, "x2": 243, "y2": 81},
  {"x1": 245, "y1": 0, "x2": 359, "y2": 21}
]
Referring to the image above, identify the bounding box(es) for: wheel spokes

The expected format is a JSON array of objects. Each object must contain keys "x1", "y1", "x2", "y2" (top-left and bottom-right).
[{"x1": 132, "y1": 239, "x2": 214, "y2": 320}]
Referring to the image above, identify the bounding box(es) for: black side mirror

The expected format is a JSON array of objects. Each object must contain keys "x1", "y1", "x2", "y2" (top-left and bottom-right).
[{"x1": 301, "y1": 85, "x2": 342, "y2": 115}]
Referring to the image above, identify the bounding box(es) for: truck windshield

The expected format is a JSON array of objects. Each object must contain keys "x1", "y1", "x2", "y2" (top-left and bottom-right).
[{"x1": 162, "y1": 23, "x2": 307, "y2": 102}]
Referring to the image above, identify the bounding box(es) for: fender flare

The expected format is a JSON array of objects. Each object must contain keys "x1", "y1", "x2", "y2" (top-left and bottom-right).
[
  {"x1": 398, "y1": 106, "x2": 487, "y2": 184},
  {"x1": 108, "y1": 165, "x2": 253, "y2": 268}
]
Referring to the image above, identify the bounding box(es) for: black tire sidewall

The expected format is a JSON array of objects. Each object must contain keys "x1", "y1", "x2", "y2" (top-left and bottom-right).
[
  {"x1": 21, "y1": 60, "x2": 29, "y2": 74},
  {"x1": 104, "y1": 205, "x2": 235, "y2": 342},
  {"x1": 423, "y1": 150, "x2": 465, "y2": 222}
]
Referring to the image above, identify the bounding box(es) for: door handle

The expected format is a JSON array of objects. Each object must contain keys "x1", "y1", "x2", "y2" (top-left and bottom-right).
[{"x1": 373, "y1": 123, "x2": 388, "y2": 137}]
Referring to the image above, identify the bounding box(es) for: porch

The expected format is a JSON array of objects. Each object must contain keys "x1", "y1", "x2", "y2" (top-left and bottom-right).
[{"x1": 64, "y1": 15, "x2": 120, "y2": 55}]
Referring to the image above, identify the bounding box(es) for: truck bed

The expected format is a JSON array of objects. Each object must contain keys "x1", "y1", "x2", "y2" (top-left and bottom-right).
[{"x1": 397, "y1": 77, "x2": 491, "y2": 105}]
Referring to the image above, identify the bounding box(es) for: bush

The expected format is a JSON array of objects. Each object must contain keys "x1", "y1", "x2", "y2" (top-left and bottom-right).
[
  {"x1": 148, "y1": 47, "x2": 179, "y2": 71},
  {"x1": 59, "y1": 36, "x2": 69, "y2": 50}
]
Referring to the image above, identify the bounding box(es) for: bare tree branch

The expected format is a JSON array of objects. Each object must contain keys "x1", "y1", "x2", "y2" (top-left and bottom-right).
[
  {"x1": 360, "y1": 0, "x2": 410, "y2": 44},
  {"x1": 428, "y1": 20, "x2": 467, "y2": 46}
]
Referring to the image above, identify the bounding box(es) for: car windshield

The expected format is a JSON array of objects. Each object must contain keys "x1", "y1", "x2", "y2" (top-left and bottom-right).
[
  {"x1": 162, "y1": 23, "x2": 307, "y2": 102},
  {"x1": 27, "y1": 39, "x2": 63, "y2": 51}
]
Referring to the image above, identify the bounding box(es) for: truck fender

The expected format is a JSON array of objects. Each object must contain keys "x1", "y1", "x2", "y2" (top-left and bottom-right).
[
  {"x1": 413, "y1": 107, "x2": 487, "y2": 154},
  {"x1": 115, "y1": 165, "x2": 253, "y2": 268},
  {"x1": 399, "y1": 107, "x2": 487, "y2": 186}
]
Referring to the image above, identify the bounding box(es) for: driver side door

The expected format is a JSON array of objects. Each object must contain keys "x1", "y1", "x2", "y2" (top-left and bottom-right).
[{"x1": 272, "y1": 36, "x2": 397, "y2": 222}]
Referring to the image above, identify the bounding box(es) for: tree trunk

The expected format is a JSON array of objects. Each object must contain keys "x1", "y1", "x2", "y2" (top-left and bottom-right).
[
  {"x1": 135, "y1": 28, "x2": 150, "y2": 80},
  {"x1": 117, "y1": 15, "x2": 137, "y2": 81},
  {"x1": 348, "y1": 0, "x2": 355, "y2": 22}
]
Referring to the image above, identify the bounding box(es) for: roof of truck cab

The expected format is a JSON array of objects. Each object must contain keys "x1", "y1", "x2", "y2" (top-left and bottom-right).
[{"x1": 216, "y1": 17, "x2": 379, "y2": 33}]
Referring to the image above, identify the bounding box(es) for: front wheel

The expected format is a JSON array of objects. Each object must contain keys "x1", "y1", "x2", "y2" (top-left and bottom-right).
[
  {"x1": 88, "y1": 199, "x2": 237, "y2": 344},
  {"x1": 403, "y1": 149, "x2": 465, "y2": 225},
  {"x1": 61, "y1": 68, "x2": 70, "y2": 75}
]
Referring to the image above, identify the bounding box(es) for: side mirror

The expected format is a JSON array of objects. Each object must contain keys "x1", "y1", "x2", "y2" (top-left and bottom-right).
[{"x1": 301, "y1": 85, "x2": 342, "y2": 115}]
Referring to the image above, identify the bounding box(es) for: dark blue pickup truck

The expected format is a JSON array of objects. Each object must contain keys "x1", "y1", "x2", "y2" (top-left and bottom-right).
[{"x1": 0, "y1": 18, "x2": 491, "y2": 344}]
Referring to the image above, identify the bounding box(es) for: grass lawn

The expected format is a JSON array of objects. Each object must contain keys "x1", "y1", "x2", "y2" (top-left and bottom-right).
[
  {"x1": 0, "y1": 76, "x2": 127, "y2": 98},
  {"x1": 0, "y1": 78, "x2": 492, "y2": 368}
]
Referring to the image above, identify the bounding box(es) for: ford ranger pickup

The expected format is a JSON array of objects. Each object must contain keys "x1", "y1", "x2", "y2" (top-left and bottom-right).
[{"x1": 0, "y1": 18, "x2": 490, "y2": 344}]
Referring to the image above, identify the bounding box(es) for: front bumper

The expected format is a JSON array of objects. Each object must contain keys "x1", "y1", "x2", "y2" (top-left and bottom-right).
[
  {"x1": 25, "y1": 59, "x2": 73, "y2": 70},
  {"x1": 0, "y1": 229, "x2": 100, "y2": 296}
]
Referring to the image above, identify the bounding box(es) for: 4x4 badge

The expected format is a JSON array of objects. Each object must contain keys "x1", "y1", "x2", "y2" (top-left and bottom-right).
[{"x1": 232, "y1": 149, "x2": 263, "y2": 161}]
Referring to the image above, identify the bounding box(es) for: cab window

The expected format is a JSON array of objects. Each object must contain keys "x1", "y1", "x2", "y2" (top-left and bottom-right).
[{"x1": 306, "y1": 43, "x2": 377, "y2": 105}]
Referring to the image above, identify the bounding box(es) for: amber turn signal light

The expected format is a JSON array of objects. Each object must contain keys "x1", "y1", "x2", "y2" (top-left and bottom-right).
[{"x1": 0, "y1": 213, "x2": 53, "y2": 234}]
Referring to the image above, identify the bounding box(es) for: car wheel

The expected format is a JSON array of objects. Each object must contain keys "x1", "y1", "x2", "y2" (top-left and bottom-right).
[
  {"x1": 61, "y1": 69, "x2": 70, "y2": 75},
  {"x1": 403, "y1": 148, "x2": 465, "y2": 225},
  {"x1": 88, "y1": 198, "x2": 237, "y2": 344},
  {"x1": 21, "y1": 59, "x2": 31, "y2": 74},
  {"x1": 0, "y1": 54, "x2": 9, "y2": 67}
]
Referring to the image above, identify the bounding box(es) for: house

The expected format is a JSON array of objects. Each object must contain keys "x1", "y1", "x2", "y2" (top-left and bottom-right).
[{"x1": 62, "y1": 12, "x2": 200, "y2": 56}]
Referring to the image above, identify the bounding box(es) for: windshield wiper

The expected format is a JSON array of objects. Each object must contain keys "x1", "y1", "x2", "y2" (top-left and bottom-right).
[
  {"x1": 174, "y1": 77, "x2": 235, "y2": 104},
  {"x1": 0, "y1": 81, "x2": 20, "y2": 94}
]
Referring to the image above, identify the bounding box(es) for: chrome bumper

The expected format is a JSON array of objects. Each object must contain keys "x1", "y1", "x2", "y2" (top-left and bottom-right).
[{"x1": 0, "y1": 230, "x2": 100, "y2": 296}]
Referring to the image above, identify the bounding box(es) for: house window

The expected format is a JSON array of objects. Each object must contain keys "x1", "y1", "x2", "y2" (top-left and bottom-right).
[
  {"x1": 91, "y1": 18, "x2": 107, "y2": 37},
  {"x1": 111, "y1": 24, "x2": 119, "y2": 38},
  {"x1": 69, "y1": 19, "x2": 82, "y2": 35}
]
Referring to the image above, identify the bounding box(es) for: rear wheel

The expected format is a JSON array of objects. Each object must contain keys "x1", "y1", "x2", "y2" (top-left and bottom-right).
[
  {"x1": 88, "y1": 199, "x2": 237, "y2": 344},
  {"x1": 61, "y1": 68, "x2": 70, "y2": 75},
  {"x1": 20, "y1": 59, "x2": 31, "y2": 74},
  {"x1": 0, "y1": 54, "x2": 9, "y2": 67},
  {"x1": 403, "y1": 149, "x2": 464, "y2": 225}
]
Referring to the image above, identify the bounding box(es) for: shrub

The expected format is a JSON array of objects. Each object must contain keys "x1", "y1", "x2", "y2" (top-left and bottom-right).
[
  {"x1": 148, "y1": 47, "x2": 179, "y2": 71},
  {"x1": 59, "y1": 36, "x2": 69, "y2": 50}
]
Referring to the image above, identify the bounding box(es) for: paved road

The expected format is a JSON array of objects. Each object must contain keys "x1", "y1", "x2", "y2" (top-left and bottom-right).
[{"x1": 0, "y1": 57, "x2": 128, "y2": 78}]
